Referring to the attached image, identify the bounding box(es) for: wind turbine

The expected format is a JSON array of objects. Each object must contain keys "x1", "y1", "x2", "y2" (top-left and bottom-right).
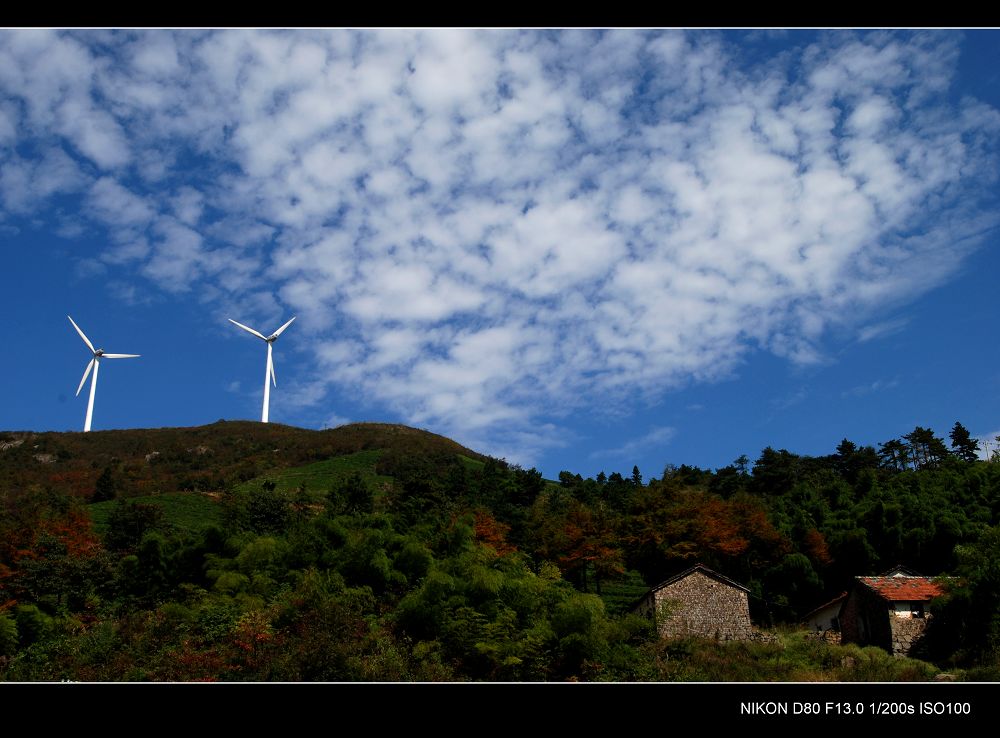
[
  {"x1": 228, "y1": 316, "x2": 296, "y2": 423},
  {"x1": 68, "y1": 316, "x2": 140, "y2": 432}
]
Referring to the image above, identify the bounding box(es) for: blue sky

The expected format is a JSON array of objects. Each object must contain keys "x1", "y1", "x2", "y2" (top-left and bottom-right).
[{"x1": 3, "y1": 29, "x2": 1000, "y2": 480}]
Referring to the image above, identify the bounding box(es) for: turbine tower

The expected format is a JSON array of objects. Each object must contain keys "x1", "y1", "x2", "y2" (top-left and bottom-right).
[
  {"x1": 228, "y1": 316, "x2": 296, "y2": 423},
  {"x1": 68, "y1": 316, "x2": 140, "y2": 432}
]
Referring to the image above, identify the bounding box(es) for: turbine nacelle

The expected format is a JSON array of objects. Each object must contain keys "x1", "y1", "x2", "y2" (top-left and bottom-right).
[{"x1": 228, "y1": 315, "x2": 296, "y2": 423}]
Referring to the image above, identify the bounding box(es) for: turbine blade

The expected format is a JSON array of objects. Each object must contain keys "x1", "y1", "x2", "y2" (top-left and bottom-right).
[
  {"x1": 76, "y1": 358, "x2": 95, "y2": 397},
  {"x1": 102, "y1": 353, "x2": 140, "y2": 359},
  {"x1": 228, "y1": 318, "x2": 267, "y2": 341},
  {"x1": 270, "y1": 316, "x2": 297, "y2": 340},
  {"x1": 270, "y1": 353, "x2": 277, "y2": 387},
  {"x1": 68, "y1": 315, "x2": 96, "y2": 353}
]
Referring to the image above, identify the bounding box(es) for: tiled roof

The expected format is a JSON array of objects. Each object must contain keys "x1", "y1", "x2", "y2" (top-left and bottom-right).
[
  {"x1": 879, "y1": 564, "x2": 922, "y2": 577},
  {"x1": 649, "y1": 563, "x2": 750, "y2": 594},
  {"x1": 858, "y1": 576, "x2": 944, "y2": 601},
  {"x1": 802, "y1": 592, "x2": 847, "y2": 621}
]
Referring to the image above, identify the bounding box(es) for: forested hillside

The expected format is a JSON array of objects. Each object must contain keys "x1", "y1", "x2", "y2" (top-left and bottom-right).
[{"x1": 1, "y1": 421, "x2": 997, "y2": 680}]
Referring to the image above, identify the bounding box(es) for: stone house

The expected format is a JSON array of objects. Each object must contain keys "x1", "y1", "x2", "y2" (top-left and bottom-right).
[
  {"x1": 634, "y1": 563, "x2": 759, "y2": 641},
  {"x1": 802, "y1": 592, "x2": 846, "y2": 644},
  {"x1": 838, "y1": 570, "x2": 945, "y2": 657}
]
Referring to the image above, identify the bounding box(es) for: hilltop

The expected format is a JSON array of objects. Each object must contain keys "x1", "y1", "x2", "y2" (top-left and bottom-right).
[{"x1": 0, "y1": 421, "x2": 488, "y2": 498}]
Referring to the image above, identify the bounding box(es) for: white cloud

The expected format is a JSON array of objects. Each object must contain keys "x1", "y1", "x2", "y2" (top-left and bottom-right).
[
  {"x1": 840, "y1": 378, "x2": 900, "y2": 399},
  {"x1": 0, "y1": 104, "x2": 17, "y2": 145},
  {"x1": 975, "y1": 431, "x2": 1000, "y2": 461},
  {"x1": 108, "y1": 280, "x2": 154, "y2": 306},
  {"x1": 0, "y1": 149, "x2": 87, "y2": 214},
  {"x1": 130, "y1": 32, "x2": 182, "y2": 77},
  {"x1": 590, "y1": 426, "x2": 678, "y2": 461},
  {"x1": 142, "y1": 218, "x2": 204, "y2": 292},
  {"x1": 322, "y1": 413, "x2": 351, "y2": 429},
  {"x1": 88, "y1": 177, "x2": 154, "y2": 227},
  {"x1": 858, "y1": 318, "x2": 909, "y2": 343},
  {"x1": 2, "y1": 30, "x2": 998, "y2": 465},
  {"x1": 171, "y1": 187, "x2": 204, "y2": 226},
  {"x1": 55, "y1": 98, "x2": 130, "y2": 170},
  {"x1": 74, "y1": 258, "x2": 106, "y2": 279}
]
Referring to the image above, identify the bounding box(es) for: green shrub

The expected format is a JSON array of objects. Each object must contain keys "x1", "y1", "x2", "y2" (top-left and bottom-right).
[{"x1": 0, "y1": 612, "x2": 18, "y2": 656}]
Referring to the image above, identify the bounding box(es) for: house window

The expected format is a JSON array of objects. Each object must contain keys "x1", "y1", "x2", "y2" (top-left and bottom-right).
[{"x1": 910, "y1": 602, "x2": 925, "y2": 618}]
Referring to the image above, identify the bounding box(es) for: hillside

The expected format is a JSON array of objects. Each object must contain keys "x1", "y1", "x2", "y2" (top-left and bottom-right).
[
  {"x1": 0, "y1": 421, "x2": 488, "y2": 499},
  {"x1": 1, "y1": 419, "x2": 999, "y2": 681}
]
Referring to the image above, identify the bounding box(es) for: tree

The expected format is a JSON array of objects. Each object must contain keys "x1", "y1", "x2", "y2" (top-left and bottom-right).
[
  {"x1": 559, "y1": 471, "x2": 582, "y2": 488},
  {"x1": 0, "y1": 611, "x2": 17, "y2": 656},
  {"x1": 224, "y1": 484, "x2": 293, "y2": 534},
  {"x1": 878, "y1": 438, "x2": 909, "y2": 472},
  {"x1": 552, "y1": 593, "x2": 609, "y2": 676},
  {"x1": 834, "y1": 439, "x2": 877, "y2": 483},
  {"x1": 764, "y1": 553, "x2": 823, "y2": 620},
  {"x1": 949, "y1": 421, "x2": 980, "y2": 464},
  {"x1": 750, "y1": 447, "x2": 799, "y2": 496},
  {"x1": 923, "y1": 525, "x2": 1000, "y2": 667},
  {"x1": 708, "y1": 465, "x2": 743, "y2": 498},
  {"x1": 530, "y1": 495, "x2": 623, "y2": 594},
  {"x1": 92, "y1": 465, "x2": 121, "y2": 502},
  {"x1": 903, "y1": 426, "x2": 949, "y2": 469},
  {"x1": 335, "y1": 472, "x2": 374, "y2": 516},
  {"x1": 105, "y1": 500, "x2": 165, "y2": 552}
]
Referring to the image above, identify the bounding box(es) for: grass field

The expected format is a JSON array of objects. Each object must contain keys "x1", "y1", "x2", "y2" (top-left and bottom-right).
[
  {"x1": 89, "y1": 492, "x2": 223, "y2": 535},
  {"x1": 236, "y1": 449, "x2": 394, "y2": 495},
  {"x1": 647, "y1": 627, "x2": 942, "y2": 681},
  {"x1": 457, "y1": 454, "x2": 485, "y2": 472},
  {"x1": 87, "y1": 451, "x2": 398, "y2": 535}
]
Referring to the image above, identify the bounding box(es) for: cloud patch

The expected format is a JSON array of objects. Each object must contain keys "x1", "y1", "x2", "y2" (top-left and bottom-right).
[
  {"x1": 2, "y1": 30, "x2": 999, "y2": 463},
  {"x1": 841, "y1": 378, "x2": 901, "y2": 399},
  {"x1": 590, "y1": 426, "x2": 678, "y2": 462},
  {"x1": 976, "y1": 431, "x2": 1000, "y2": 461}
]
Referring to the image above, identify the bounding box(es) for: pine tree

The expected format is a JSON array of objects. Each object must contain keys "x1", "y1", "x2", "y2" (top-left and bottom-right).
[
  {"x1": 949, "y1": 421, "x2": 980, "y2": 463},
  {"x1": 878, "y1": 438, "x2": 909, "y2": 471},
  {"x1": 903, "y1": 426, "x2": 950, "y2": 469},
  {"x1": 92, "y1": 465, "x2": 120, "y2": 502}
]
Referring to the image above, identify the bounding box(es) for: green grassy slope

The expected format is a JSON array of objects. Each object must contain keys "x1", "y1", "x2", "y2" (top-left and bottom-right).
[
  {"x1": 88, "y1": 492, "x2": 224, "y2": 535},
  {"x1": 235, "y1": 449, "x2": 394, "y2": 495}
]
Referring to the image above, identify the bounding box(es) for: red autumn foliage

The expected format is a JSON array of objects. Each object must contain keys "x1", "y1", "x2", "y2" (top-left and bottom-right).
[
  {"x1": 692, "y1": 497, "x2": 750, "y2": 557},
  {"x1": 628, "y1": 487, "x2": 791, "y2": 573},
  {"x1": 802, "y1": 528, "x2": 833, "y2": 567},
  {"x1": 34, "y1": 508, "x2": 103, "y2": 558},
  {"x1": 473, "y1": 510, "x2": 517, "y2": 555},
  {"x1": 47, "y1": 470, "x2": 95, "y2": 497},
  {"x1": 549, "y1": 502, "x2": 625, "y2": 588}
]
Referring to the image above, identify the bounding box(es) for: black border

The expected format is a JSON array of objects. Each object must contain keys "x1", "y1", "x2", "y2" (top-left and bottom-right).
[{"x1": 5, "y1": 681, "x2": 998, "y2": 728}]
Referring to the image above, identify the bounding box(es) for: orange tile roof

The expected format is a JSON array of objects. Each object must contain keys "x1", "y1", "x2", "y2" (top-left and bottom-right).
[{"x1": 859, "y1": 576, "x2": 944, "y2": 601}]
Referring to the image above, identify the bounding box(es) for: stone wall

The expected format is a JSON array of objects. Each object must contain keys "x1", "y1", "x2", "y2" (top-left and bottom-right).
[
  {"x1": 649, "y1": 570, "x2": 756, "y2": 641},
  {"x1": 889, "y1": 614, "x2": 930, "y2": 657},
  {"x1": 838, "y1": 589, "x2": 862, "y2": 644},
  {"x1": 840, "y1": 585, "x2": 893, "y2": 652},
  {"x1": 805, "y1": 629, "x2": 842, "y2": 645},
  {"x1": 841, "y1": 583, "x2": 931, "y2": 657}
]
